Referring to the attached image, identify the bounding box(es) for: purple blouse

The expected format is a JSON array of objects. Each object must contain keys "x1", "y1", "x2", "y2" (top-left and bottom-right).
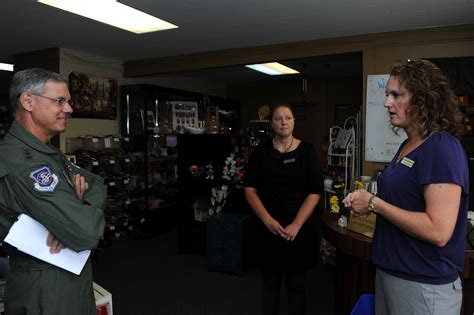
[{"x1": 372, "y1": 131, "x2": 469, "y2": 284}]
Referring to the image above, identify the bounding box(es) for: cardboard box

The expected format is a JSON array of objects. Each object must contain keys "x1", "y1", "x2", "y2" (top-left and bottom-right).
[{"x1": 94, "y1": 282, "x2": 113, "y2": 315}]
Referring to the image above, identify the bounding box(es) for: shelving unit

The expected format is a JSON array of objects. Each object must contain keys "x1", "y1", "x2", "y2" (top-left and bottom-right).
[
  {"x1": 120, "y1": 84, "x2": 204, "y2": 236},
  {"x1": 327, "y1": 116, "x2": 357, "y2": 193},
  {"x1": 65, "y1": 135, "x2": 145, "y2": 245},
  {"x1": 120, "y1": 84, "x2": 242, "y2": 247}
]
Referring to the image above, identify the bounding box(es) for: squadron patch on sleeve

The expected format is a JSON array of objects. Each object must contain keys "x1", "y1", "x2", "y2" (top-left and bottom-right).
[{"x1": 29, "y1": 166, "x2": 59, "y2": 192}]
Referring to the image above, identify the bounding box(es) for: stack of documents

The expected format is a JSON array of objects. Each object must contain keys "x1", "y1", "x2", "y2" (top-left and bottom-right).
[{"x1": 4, "y1": 214, "x2": 90, "y2": 275}]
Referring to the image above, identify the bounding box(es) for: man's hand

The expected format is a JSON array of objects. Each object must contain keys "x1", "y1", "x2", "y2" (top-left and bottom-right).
[
  {"x1": 74, "y1": 174, "x2": 89, "y2": 201},
  {"x1": 47, "y1": 233, "x2": 65, "y2": 254}
]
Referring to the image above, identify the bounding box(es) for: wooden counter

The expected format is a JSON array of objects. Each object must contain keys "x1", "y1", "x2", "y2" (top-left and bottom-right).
[
  {"x1": 321, "y1": 212, "x2": 375, "y2": 315},
  {"x1": 321, "y1": 212, "x2": 474, "y2": 315}
]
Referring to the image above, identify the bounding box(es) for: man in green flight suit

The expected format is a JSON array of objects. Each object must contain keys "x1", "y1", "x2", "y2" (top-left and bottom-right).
[{"x1": 0, "y1": 68, "x2": 106, "y2": 314}]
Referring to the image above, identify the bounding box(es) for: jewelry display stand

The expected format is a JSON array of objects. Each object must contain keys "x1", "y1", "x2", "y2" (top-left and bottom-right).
[
  {"x1": 327, "y1": 116, "x2": 358, "y2": 193},
  {"x1": 324, "y1": 116, "x2": 360, "y2": 213}
]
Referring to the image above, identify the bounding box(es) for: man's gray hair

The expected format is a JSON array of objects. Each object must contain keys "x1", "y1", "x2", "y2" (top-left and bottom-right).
[{"x1": 9, "y1": 68, "x2": 67, "y2": 113}]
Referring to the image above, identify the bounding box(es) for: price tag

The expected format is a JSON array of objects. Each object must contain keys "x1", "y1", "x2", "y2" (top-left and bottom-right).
[
  {"x1": 109, "y1": 160, "x2": 115, "y2": 164},
  {"x1": 109, "y1": 225, "x2": 115, "y2": 231},
  {"x1": 109, "y1": 182, "x2": 115, "y2": 186},
  {"x1": 92, "y1": 138, "x2": 99, "y2": 143},
  {"x1": 124, "y1": 137, "x2": 130, "y2": 142},
  {"x1": 124, "y1": 158, "x2": 130, "y2": 163},
  {"x1": 92, "y1": 161, "x2": 99, "y2": 166},
  {"x1": 104, "y1": 138, "x2": 111, "y2": 148},
  {"x1": 124, "y1": 179, "x2": 129, "y2": 184},
  {"x1": 113, "y1": 138, "x2": 119, "y2": 142}
]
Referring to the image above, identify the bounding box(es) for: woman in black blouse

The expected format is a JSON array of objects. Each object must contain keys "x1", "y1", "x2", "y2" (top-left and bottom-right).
[{"x1": 244, "y1": 104, "x2": 323, "y2": 315}]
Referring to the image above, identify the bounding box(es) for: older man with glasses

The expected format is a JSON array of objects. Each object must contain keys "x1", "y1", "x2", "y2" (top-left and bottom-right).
[{"x1": 0, "y1": 68, "x2": 106, "y2": 314}]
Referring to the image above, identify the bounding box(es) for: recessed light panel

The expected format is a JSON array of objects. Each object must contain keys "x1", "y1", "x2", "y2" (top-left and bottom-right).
[
  {"x1": 38, "y1": 0, "x2": 178, "y2": 34},
  {"x1": 245, "y1": 62, "x2": 300, "y2": 75}
]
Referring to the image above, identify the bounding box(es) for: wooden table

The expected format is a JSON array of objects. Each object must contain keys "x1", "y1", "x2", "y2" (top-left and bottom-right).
[{"x1": 321, "y1": 212, "x2": 474, "y2": 315}]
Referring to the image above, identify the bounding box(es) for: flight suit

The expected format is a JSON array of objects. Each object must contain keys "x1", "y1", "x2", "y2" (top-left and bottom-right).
[{"x1": 0, "y1": 121, "x2": 106, "y2": 315}]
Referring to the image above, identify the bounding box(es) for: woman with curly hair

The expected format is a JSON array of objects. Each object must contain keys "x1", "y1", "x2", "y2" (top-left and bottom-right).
[{"x1": 345, "y1": 59, "x2": 468, "y2": 315}]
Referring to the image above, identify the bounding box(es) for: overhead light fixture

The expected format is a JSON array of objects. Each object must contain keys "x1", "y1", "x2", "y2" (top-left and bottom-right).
[
  {"x1": 38, "y1": 0, "x2": 178, "y2": 34},
  {"x1": 0, "y1": 63, "x2": 14, "y2": 72},
  {"x1": 245, "y1": 62, "x2": 300, "y2": 75}
]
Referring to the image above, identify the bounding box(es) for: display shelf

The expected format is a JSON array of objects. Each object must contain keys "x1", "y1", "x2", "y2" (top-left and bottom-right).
[
  {"x1": 327, "y1": 117, "x2": 357, "y2": 193},
  {"x1": 325, "y1": 116, "x2": 359, "y2": 213},
  {"x1": 66, "y1": 135, "x2": 146, "y2": 245},
  {"x1": 120, "y1": 84, "x2": 198, "y2": 236}
]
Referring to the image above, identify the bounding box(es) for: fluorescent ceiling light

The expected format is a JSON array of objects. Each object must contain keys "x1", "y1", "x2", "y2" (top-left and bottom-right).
[
  {"x1": 38, "y1": 0, "x2": 178, "y2": 34},
  {"x1": 0, "y1": 63, "x2": 14, "y2": 72},
  {"x1": 245, "y1": 62, "x2": 300, "y2": 75}
]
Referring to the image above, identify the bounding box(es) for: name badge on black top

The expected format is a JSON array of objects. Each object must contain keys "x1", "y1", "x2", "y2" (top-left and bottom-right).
[{"x1": 283, "y1": 158, "x2": 296, "y2": 164}]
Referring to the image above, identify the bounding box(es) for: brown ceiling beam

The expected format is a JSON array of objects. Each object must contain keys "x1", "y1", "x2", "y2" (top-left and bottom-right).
[{"x1": 123, "y1": 24, "x2": 474, "y2": 78}]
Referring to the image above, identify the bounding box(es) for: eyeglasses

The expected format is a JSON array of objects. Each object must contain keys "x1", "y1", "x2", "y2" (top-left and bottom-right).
[{"x1": 28, "y1": 92, "x2": 74, "y2": 107}]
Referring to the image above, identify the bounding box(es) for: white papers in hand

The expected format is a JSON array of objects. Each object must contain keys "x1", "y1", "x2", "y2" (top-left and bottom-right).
[{"x1": 4, "y1": 214, "x2": 91, "y2": 275}]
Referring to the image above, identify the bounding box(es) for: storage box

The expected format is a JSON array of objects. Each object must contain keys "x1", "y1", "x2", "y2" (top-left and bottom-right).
[
  {"x1": 94, "y1": 282, "x2": 113, "y2": 315},
  {"x1": 207, "y1": 212, "x2": 255, "y2": 274}
]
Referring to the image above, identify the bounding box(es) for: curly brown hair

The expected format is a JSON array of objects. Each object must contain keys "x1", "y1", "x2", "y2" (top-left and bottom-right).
[{"x1": 389, "y1": 59, "x2": 465, "y2": 138}]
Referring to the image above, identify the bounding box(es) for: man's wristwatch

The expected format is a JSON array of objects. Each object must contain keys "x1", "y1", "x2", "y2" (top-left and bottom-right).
[{"x1": 368, "y1": 195, "x2": 377, "y2": 213}]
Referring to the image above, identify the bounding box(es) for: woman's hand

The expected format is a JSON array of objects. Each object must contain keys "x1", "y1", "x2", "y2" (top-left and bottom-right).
[
  {"x1": 284, "y1": 223, "x2": 301, "y2": 241},
  {"x1": 343, "y1": 189, "x2": 373, "y2": 215},
  {"x1": 74, "y1": 174, "x2": 89, "y2": 201},
  {"x1": 263, "y1": 217, "x2": 287, "y2": 239}
]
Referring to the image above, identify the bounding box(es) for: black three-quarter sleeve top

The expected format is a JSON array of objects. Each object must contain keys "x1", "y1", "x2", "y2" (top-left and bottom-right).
[{"x1": 244, "y1": 139, "x2": 323, "y2": 271}]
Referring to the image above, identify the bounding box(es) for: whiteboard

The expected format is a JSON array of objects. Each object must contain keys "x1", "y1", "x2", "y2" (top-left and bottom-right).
[{"x1": 365, "y1": 74, "x2": 406, "y2": 162}]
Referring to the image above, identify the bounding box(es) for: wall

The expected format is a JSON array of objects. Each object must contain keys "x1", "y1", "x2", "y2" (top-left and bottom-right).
[
  {"x1": 59, "y1": 48, "x2": 123, "y2": 152},
  {"x1": 122, "y1": 75, "x2": 226, "y2": 97},
  {"x1": 3, "y1": 24, "x2": 474, "y2": 169},
  {"x1": 360, "y1": 31, "x2": 474, "y2": 177},
  {"x1": 126, "y1": 24, "x2": 474, "y2": 176},
  {"x1": 0, "y1": 71, "x2": 12, "y2": 108},
  {"x1": 59, "y1": 49, "x2": 227, "y2": 152},
  {"x1": 228, "y1": 76, "x2": 362, "y2": 162}
]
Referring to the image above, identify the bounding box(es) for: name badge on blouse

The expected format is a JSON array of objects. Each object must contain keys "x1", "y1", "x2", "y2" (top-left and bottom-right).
[
  {"x1": 401, "y1": 157, "x2": 415, "y2": 168},
  {"x1": 283, "y1": 158, "x2": 296, "y2": 164}
]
